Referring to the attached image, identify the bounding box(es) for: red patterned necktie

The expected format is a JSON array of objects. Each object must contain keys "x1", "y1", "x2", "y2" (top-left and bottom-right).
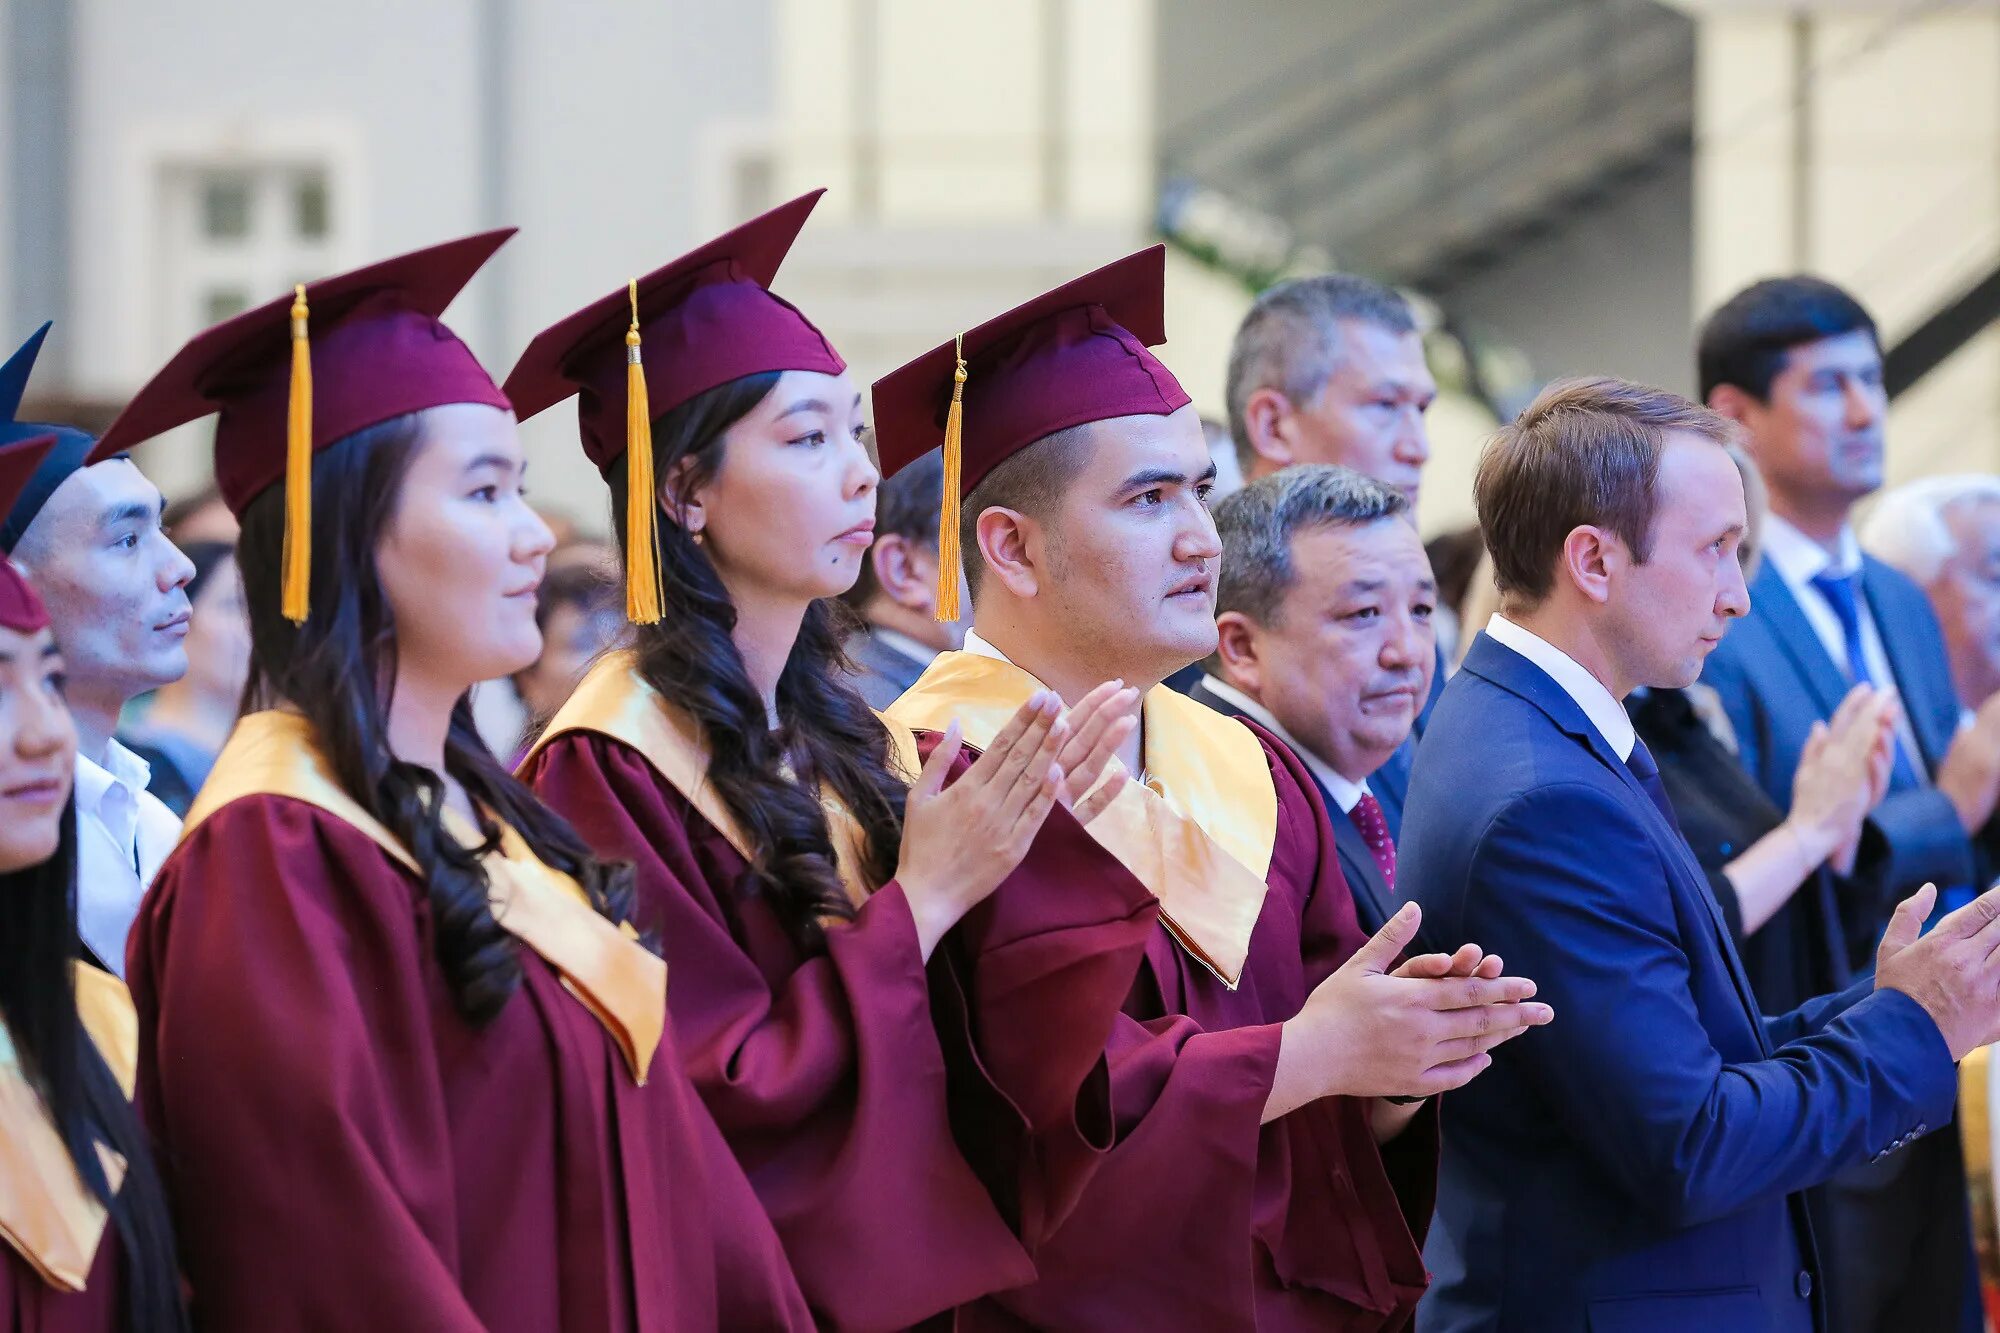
[{"x1": 1348, "y1": 792, "x2": 1397, "y2": 891}]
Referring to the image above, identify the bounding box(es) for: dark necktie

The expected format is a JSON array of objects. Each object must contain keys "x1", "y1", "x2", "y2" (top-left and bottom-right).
[
  {"x1": 1348, "y1": 792, "x2": 1397, "y2": 891},
  {"x1": 1625, "y1": 736, "x2": 1682, "y2": 835},
  {"x1": 1807, "y1": 569, "x2": 1922, "y2": 788}
]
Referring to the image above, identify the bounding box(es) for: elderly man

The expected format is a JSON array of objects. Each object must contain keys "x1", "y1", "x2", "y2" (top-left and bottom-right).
[
  {"x1": 1862, "y1": 474, "x2": 2000, "y2": 720},
  {"x1": 1191, "y1": 465, "x2": 1433, "y2": 933}
]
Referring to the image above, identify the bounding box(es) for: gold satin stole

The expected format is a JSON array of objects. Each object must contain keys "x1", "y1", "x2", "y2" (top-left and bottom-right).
[
  {"x1": 886, "y1": 650, "x2": 1277, "y2": 989},
  {"x1": 521, "y1": 648, "x2": 921, "y2": 909},
  {"x1": 186, "y1": 710, "x2": 664, "y2": 1085},
  {"x1": 0, "y1": 965, "x2": 135, "y2": 1291}
]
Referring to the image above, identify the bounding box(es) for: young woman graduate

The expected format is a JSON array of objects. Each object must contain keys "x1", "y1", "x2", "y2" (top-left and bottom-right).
[
  {"x1": 90, "y1": 232, "x2": 814, "y2": 1332},
  {"x1": 508, "y1": 191, "x2": 1152, "y2": 1329},
  {"x1": 0, "y1": 433, "x2": 184, "y2": 1333}
]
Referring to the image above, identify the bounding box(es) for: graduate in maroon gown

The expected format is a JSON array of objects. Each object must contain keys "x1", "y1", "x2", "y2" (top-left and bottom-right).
[
  {"x1": 0, "y1": 433, "x2": 184, "y2": 1333},
  {"x1": 90, "y1": 233, "x2": 813, "y2": 1331},
  {"x1": 509, "y1": 192, "x2": 1149, "y2": 1329},
  {"x1": 869, "y1": 248, "x2": 1557, "y2": 1330}
]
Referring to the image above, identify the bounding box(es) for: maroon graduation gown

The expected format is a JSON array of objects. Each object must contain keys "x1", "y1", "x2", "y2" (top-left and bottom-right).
[
  {"x1": 0, "y1": 1231, "x2": 119, "y2": 1333},
  {"x1": 942, "y1": 724, "x2": 1438, "y2": 1332},
  {"x1": 127, "y1": 792, "x2": 813, "y2": 1332},
  {"x1": 525, "y1": 730, "x2": 1112, "y2": 1329}
]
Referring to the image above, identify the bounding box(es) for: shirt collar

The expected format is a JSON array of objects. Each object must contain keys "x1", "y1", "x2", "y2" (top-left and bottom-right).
[
  {"x1": 1760, "y1": 512, "x2": 1863, "y2": 587},
  {"x1": 1485, "y1": 614, "x2": 1636, "y2": 761},
  {"x1": 962, "y1": 628, "x2": 1011, "y2": 664},
  {"x1": 74, "y1": 738, "x2": 152, "y2": 819},
  {"x1": 869, "y1": 626, "x2": 939, "y2": 670},
  {"x1": 1197, "y1": 676, "x2": 1369, "y2": 812}
]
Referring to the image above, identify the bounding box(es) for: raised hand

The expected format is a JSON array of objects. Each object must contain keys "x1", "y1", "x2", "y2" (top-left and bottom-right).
[
  {"x1": 1051, "y1": 679, "x2": 1142, "y2": 826},
  {"x1": 1791, "y1": 684, "x2": 1894, "y2": 875},
  {"x1": 897, "y1": 694, "x2": 1069, "y2": 959},
  {"x1": 1876, "y1": 883, "x2": 2000, "y2": 1060},
  {"x1": 1264, "y1": 902, "x2": 1554, "y2": 1121}
]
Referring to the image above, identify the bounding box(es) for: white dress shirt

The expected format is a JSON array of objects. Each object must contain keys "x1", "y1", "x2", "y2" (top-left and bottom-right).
[
  {"x1": 1196, "y1": 676, "x2": 1371, "y2": 814},
  {"x1": 1757, "y1": 514, "x2": 1925, "y2": 769},
  {"x1": 1485, "y1": 614, "x2": 1636, "y2": 762},
  {"x1": 74, "y1": 739, "x2": 181, "y2": 976}
]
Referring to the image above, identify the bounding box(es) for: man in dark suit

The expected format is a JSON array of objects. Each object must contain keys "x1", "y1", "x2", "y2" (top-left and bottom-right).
[
  {"x1": 839, "y1": 446, "x2": 964, "y2": 709},
  {"x1": 1189, "y1": 463, "x2": 1434, "y2": 933},
  {"x1": 1217, "y1": 273, "x2": 1444, "y2": 822},
  {"x1": 1695, "y1": 277, "x2": 1990, "y2": 1330},
  {"x1": 1400, "y1": 375, "x2": 2000, "y2": 1332}
]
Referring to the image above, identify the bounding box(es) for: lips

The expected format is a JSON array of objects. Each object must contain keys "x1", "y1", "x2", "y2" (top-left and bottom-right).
[
  {"x1": 1166, "y1": 573, "x2": 1213, "y2": 600},
  {"x1": 1, "y1": 775, "x2": 66, "y2": 806},
  {"x1": 833, "y1": 520, "x2": 876, "y2": 547},
  {"x1": 155, "y1": 609, "x2": 191, "y2": 634}
]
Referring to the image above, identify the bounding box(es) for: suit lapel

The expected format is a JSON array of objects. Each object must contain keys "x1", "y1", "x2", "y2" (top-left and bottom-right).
[
  {"x1": 1748, "y1": 565, "x2": 1852, "y2": 718},
  {"x1": 1863, "y1": 560, "x2": 1953, "y2": 771},
  {"x1": 1464, "y1": 636, "x2": 1768, "y2": 1036}
]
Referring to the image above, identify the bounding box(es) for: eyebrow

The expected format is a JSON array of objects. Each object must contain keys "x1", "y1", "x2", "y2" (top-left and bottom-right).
[
  {"x1": 98, "y1": 500, "x2": 156, "y2": 531},
  {"x1": 1120, "y1": 459, "x2": 1220, "y2": 493},
  {"x1": 463, "y1": 453, "x2": 518, "y2": 475},
  {"x1": 778, "y1": 398, "x2": 833, "y2": 420},
  {"x1": 0, "y1": 642, "x2": 58, "y2": 666}
]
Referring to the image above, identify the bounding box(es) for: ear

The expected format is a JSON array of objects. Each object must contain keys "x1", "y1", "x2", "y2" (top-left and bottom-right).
[
  {"x1": 871, "y1": 533, "x2": 939, "y2": 615},
  {"x1": 975, "y1": 505, "x2": 1040, "y2": 600},
  {"x1": 1706, "y1": 383, "x2": 1757, "y2": 426},
  {"x1": 1213, "y1": 611, "x2": 1264, "y2": 696},
  {"x1": 1560, "y1": 525, "x2": 1619, "y2": 605},
  {"x1": 657, "y1": 455, "x2": 705, "y2": 536},
  {"x1": 1240, "y1": 387, "x2": 1296, "y2": 471}
]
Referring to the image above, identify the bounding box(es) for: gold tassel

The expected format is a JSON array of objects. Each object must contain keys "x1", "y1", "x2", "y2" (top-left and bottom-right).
[
  {"x1": 934, "y1": 334, "x2": 966, "y2": 622},
  {"x1": 624, "y1": 280, "x2": 664, "y2": 625},
  {"x1": 281, "y1": 284, "x2": 312, "y2": 625}
]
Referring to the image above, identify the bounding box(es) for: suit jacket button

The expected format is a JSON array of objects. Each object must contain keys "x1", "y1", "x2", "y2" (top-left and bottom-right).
[{"x1": 1796, "y1": 1271, "x2": 1814, "y2": 1298}]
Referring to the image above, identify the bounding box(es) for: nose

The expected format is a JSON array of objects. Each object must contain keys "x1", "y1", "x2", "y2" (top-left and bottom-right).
[
  {"x1": 1381, "y1": 608, "x2": 1426, "y2": 669},
  {"x1": 1844, "y1": 376, "x2": 1882, "y2": 431},
  {"x1": 159, "y1": 534, "x2": 196, "y2": 592},
  {"x1": 516, "y1": 503, "x2": 557, "y2": 565},
  {"x1": 1719, "y1": 557, "x2": 1751, "y2": 620},
  {"x1": 13, "y1": 686, "x2": 73, "y2": 763},
  {"x1": 1398, "y1": 413, "x2": 1431, "y2": 465},
  {"x1": 845, "y1": 430, "x2": 881, "y2": 500},
  {"x1": 1179, "y1": 496, "x2": 1223, "y2": 563}
]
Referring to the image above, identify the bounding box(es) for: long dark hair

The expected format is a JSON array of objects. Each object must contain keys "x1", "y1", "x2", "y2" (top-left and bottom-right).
[
  {"x1": 237, "y1": 411, "x2": 636, "y2": 1024},
  {"x1": 607, "y1": 372, "x2": 906, "y2": 950},
  {"x1": 0, "y1": 804, "x2": 186, "y2": 1330}
]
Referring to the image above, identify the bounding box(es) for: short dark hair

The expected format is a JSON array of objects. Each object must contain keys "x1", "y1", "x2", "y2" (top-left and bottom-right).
[
  {"x1": 1477, "y1": 376, "x2": 1736, "y2": 604},
  {"x1": 1212, "y1": 464, "x2": 1409, "y2": 630},
  {"x1": 533, "y1": 558, "x2": 618, "y2": 635},
  {"x1": 844, "y1": 447, "x2": 944, "y2": 610},
  {"x1": 958, "y1": 422, "x2": 1094, "y2": 601},
  {"x1": 1697, "y1": 276, "x2": 1878, "y2": 403},
  {"x1": 1225, "y1": 274, "x2": 1416, "y2": 474}
]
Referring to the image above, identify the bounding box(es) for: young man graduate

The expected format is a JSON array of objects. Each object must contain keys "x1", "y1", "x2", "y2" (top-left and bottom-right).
[{"x1": 873, "y1": 246, "x2": 1552, "y2": 1330}]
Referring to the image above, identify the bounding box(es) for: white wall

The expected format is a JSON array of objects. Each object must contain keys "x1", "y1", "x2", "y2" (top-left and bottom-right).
[{"x1": 1690, "y1": 2, "x2": 2000, "y2": 489}]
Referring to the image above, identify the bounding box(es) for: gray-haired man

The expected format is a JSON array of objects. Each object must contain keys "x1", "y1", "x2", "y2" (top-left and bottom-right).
[
  {"x1": 1225, "y1": 274, "x2": 1436, "y2": 504},
  {"x1": 1862, "y1": 474, "x2": 2000, "y2": 722},
  {"x1": 1191, "y1": 464, "x2": 1436, "y2": 931}
]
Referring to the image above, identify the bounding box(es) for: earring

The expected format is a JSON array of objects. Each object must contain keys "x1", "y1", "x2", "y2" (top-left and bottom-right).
[{"x1": 691, "y1": 528, "x2": 706, "y2": 547}]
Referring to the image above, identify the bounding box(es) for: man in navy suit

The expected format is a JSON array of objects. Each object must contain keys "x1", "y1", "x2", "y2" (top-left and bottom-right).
[
  {"x1": 1400, "y1": 375, "x2": 2000, "y2": 1332},
  {"x1": 1695, "y1": 277, "x2": 1990, "y2": 1330},
  {"x1": 1189, "y1": 463, "x2": 1433, "y2": 933}
]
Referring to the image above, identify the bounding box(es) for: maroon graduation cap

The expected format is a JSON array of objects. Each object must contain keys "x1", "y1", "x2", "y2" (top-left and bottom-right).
[
  {"x1": 91, "y1": 230, "x2": 515, "y2": 622},
  {"x1": 0, "y1": 433, "x2": 57, "y2": 631},
  {"x1": 503, "y1": 190, "x2": 844, "y2": 623},
  {"x1": 869, "y1": 244, "x2": 1190, "y2": 618}
]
